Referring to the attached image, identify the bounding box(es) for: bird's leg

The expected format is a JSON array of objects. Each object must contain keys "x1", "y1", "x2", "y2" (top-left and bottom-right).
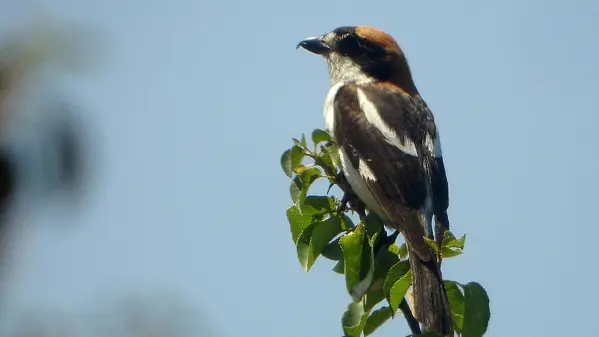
[
  {"x1": 349, "y1": 197, "x2": 367, "y2": 220},
  {"x1": 333, "y1": 171, "x2": 351, "y2": 195},
  {"x1": 335, "y1": 189, "x2": 352, "y2": 214},
  {"x1": 336, "y1": 190, "x2": 366, "y2": 217}
]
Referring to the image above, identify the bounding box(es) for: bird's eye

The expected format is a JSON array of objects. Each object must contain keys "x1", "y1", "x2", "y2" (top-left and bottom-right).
[{"x1": 337, "y1": 35, "x2": 363, "y2": 56}]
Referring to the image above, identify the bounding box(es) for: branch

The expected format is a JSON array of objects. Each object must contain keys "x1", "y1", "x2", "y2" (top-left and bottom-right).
[{"x1": 399, "y1": 298, "x2": 421, "y2": 335}]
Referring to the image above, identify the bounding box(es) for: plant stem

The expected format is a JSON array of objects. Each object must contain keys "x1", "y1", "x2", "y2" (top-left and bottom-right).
[{"x1": 399, "y1": 299, "x2": 421, "y2": 335}]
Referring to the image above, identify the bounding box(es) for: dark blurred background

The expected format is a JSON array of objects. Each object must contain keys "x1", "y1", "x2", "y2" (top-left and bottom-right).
[{"x1": 0, "y1": 16, "x2": 215, "y2": 337}]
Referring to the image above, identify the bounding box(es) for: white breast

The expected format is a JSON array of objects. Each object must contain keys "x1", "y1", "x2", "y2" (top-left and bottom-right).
[
  {"x1": 323, "y1": 82, "x2": 345, "y2": 134},
  {"x1": 323, "y1": 83, "x2": 387, "y2": 221}
]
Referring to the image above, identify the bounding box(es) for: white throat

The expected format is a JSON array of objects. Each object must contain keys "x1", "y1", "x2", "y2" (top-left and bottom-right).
[{"x1": 325, "y1": 53, "x2": 374, "y2": 86}]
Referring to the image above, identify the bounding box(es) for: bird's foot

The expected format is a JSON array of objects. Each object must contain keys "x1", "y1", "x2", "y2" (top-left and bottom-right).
[
  {"x1": 334, "y1": 172, "x2": 367, "y2": 217},
  {"x1": 336, "y1": 190, "x2": 367, "y2": 218},
  {"x1": 336, "y1": 192, "x2": 351, "y2": 214},
  {"x1": 334, "y1": 171, "x2": 351, "y2": 192}
]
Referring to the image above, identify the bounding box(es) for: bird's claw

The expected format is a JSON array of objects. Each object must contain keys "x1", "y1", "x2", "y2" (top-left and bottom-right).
[
  {"x1": 334, "y1": 172, "x2": 350, "y2": 191},
  {"x1": 332, "y1": 172, "x2": 367, "y2": 218}
]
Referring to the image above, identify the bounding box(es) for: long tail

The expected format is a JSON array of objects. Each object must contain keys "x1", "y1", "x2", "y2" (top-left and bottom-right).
[
  {"x1": 381, "y1": 193, "x2": 453, "y2": 334},
  {"x1": 398, "y1": 209, "x2": 452, "y2": 335},
  {"x1": 408, "y1": 249, "x2": 452, "y2": 334}
]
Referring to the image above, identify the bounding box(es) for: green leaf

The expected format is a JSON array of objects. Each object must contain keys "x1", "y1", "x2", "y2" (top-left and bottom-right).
[
  {"x1": 289, "y1": 178, "x2": 301, "y2": 207},
  {"x1": 388, "y1": 243, "x2": 400, "y2": 256},
  {"x1": 383, "y1": 261, "x2": 410, "y2": 298},
  {"x1": 441, "y1": 230, "x2": 457, "y2": 247},
  {"x1": 441, "y1": 246, "x2": 463, "y2": 259},
  {"x1": 280, "y1": 149, "x2": 293, "y2": 177},
  {"x1": 286, "y1": 196, "x2": 332, "y2": 244},
  {"x1": 340, "y1": 223, "x2": 375, "y2": 300},
  {"x1": 300, "y1": 133, "x2": 308, "y2": 148},
  {"x1": 314, "y1": 152, "x2": 335, "y2": 174},
  {"x1": 292, "y1": 137, "x2": 303, "y2": 148},
  {"x1": 373, "y1": 249, "x2": 401, "y2": 286},
  {"x1": 353, "y1": 227, "x2": 377, "y2": 301},
  {"x1": 462, "y1": 282, "x2": 491, "y2": 337},
  {"x1": 292, "y1": 135, "x2": 308, "y2": 149},
  {"x1": 364, "y1": 286, "x2": 385, "y2": 312},
  {"x1": 363, "y1": 306, "x2": 393, "y2": 336},
  {"x1": 321, "y1": 236, "x2": 343, "y2": 261},
  {"x1": 340, "y1": 214, "x2": 355, "y2": 230},
  {"x1": 444, "y1": 280, "x2": 465, "y2": 334},
  {"x1": 311, "y1": 128, "x2": 332, "y2": 147},
  {"x1": 340, "y1": 224, "x2": 366, "y2": 294},
  {"x1": 389, "y1": 271, "x2": 412, "y2": 312},
  {"x1": 364, "y1": 212, "x2": 384, "y2": 241},
  {"x1": 295, "y1": 224, "x2": 315, "y2": 271},
  {"x1": 364, "y1": 248, "x2": 398, "y2": 311},
  {"x1": 341, "y1": 301, "x2": 369, "y2": 337},
  {"x1": 280, "y1": 146, "x2": 304, "y2": 178},
  {"x1": 398, "y1": 243, "x2": 409, "y2": 260},
  {"x1": 305, "y1": 217, "x2": 343, "y2": 270},
  {"x1": 368, "y1": 232, "x2": 380, "y2": 250},
  {"x1": 289, "y1": 167, "x2": 322, "y2": 210},
  {"x1": 292, "y1": 164, "x2": 314, "y2": 175},
  {"x1": 332, "y1": 258, "x2": 345, "y2": 274},
  {"x1": 287, "y1": 196, "x2": 341, "y2": 271},
  {"x1": 287, "y1": 207, "x2": 315, "y2": 246},
  {"x1": 423, "y1": 237, "x2": 439, "y2": 255},
  {"x1": 322, "y1": 142, "x2": 340, "y2": 169},
  {"x1": 445, "y1": 234, "x2": 466, "y2": 250}
]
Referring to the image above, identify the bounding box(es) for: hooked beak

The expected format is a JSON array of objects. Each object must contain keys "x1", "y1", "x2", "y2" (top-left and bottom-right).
[{"x1": 296, "y1": 36, "x2": 331, "y2": 55}]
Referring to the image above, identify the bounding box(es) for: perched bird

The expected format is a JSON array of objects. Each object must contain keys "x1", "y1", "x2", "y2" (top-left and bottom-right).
[{"x1": 297, "y1": 26, "x2": 452, "y2": 334}]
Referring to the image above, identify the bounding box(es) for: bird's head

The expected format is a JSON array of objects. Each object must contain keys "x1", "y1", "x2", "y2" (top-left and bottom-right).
[{"x1": 297, "y1": 26, "x2": 418, "y2": 94}]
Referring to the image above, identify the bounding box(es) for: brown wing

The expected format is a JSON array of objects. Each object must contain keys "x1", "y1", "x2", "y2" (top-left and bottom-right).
[{"x1": 332, "y1": 83, "x2": 438, "y2": 261}]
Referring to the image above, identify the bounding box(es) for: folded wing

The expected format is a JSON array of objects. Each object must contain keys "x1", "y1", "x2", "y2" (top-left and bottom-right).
[{"x1": 331, "y1": 82, "x2": 447, "y2": 261}]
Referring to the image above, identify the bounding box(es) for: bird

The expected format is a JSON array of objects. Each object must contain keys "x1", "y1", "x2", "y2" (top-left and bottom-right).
[{"x1": 297, "y1": 26, "x2": 452, "y2": 334}]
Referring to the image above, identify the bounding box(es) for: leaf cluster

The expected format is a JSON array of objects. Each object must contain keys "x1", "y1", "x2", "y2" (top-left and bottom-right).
[{"x1": 281, "y1": 130, "x2": 490, "y2": 337}]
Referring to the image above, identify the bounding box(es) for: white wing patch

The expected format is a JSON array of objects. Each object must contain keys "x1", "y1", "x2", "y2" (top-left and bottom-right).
[
  {"x1": 356, "y1": 89, "x2": 419, "y2": 157},
  {"x1": 424, "y1": 128, "x2": 443, "y2": 158},
  {"x1": 323, "y1": 82, "x2": 345, "y2": 134},
  {"x1": 358, "y1": 158, "x2": 377, "y2": 182},
  {"x1": 339, "y1": 149, "x2": 385, "y2": 218}
]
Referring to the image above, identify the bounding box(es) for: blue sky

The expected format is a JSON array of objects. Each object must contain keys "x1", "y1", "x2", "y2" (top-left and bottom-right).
[{"x1": 1, "y1": 0, "x2": 598, "y2": 336}]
